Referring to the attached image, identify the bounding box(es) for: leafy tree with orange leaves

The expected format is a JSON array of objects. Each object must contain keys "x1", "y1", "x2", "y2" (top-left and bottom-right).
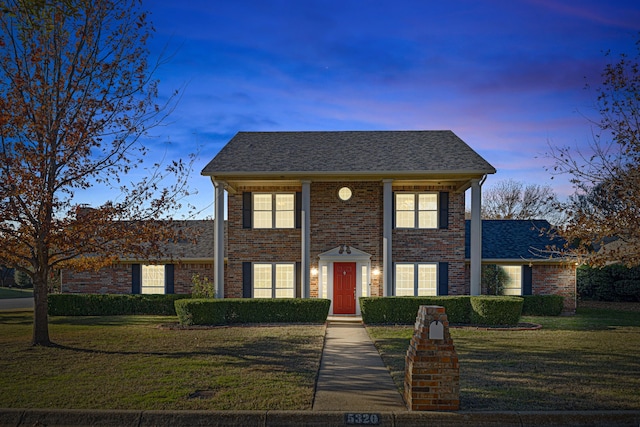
[
  {"x1": 549, "y1": 37, "x2": 640, "y2": 267},
  {"x1": 0, "y1": 0, "x2": 194, "y2": 345}
]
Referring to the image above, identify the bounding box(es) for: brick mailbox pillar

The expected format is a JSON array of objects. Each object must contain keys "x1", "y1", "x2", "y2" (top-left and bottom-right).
[{"x1": 404, "y1": 305, "x2": 460, "y2": 411}]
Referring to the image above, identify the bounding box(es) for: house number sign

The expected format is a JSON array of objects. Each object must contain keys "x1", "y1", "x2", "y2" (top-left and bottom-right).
[{"x1": 345, "y1": 413, "x2": 380, "y2": 425}]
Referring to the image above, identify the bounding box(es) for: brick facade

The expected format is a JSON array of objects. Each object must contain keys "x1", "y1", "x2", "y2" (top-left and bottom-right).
[
  {"x1": 393, "y1": 185, "x2": 467, "y2": 295},
  {"x1": 226, "y1": 185, "x2": 302, "y2": 298},
  {"x1": 61, "y1": 262, "x2": 214, "y2": 294},
  {"x1": 532, "y1": 263, "x2": 577, "y2": 313},
  {"x1": 225, "y1": 182, "x2": 468, "y2": 299},
  {"x1": 310, "y1": 181, "x2": 383, "y2": 296}
]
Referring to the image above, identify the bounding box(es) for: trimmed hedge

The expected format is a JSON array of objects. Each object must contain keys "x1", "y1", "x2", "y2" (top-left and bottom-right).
[
  {"x1": 174, "y1": 298, "x2": 331, "y2": 326},
  {"x1": 469, "y1": 296, "x2": 523, "y2": 326},
  {"x1": 521, "y1": 295, "x2": 564, "y2": 316},
  {"x1": 360, "y1": 296, "x2": 525, "y2": 326},
  {"x1": 360, "y1": 296, "x2": 472, "y2": 324},
  {"x1": 48, "y1": 294, "x2": 190, "y2": 316}
]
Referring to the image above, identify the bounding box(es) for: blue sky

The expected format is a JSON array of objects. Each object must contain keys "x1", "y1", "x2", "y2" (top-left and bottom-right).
[{"x1": 84, "y1": 0, "x2": 640, "y2": 218}]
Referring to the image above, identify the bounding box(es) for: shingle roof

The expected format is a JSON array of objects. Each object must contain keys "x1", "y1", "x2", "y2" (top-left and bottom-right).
[
  {"x1": 127, "y1": 220, "x2": 222, "y2": 261},
  {"x1": 202, "y1": 131, "x2": 495, "y2": 177},
  {"x1": 465, "y1": 220, "x2": 566, "y2": 261},
  {"x1": 164, "y1": 220, "x2": 215, "y2": 260}
]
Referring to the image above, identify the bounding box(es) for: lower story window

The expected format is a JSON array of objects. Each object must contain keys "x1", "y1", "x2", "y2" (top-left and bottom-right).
[
  {"x1": 253, "y1": 263, "x2": 295, "y2": 298},
  {"x1": 395, "y1": 263, "x2": 437, "y2": 296},
  {"x1": 141, "y1": 265, "x2": 165, "y2": 294},
  {"x1": 501, "y1": 266, "x2": 522, "y2": 295}
]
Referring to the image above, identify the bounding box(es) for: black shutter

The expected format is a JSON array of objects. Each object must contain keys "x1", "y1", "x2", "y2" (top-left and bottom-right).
[
  {"x1": 439, "y1": 192, "x2": 449, "y2": 230},
  {"x1": 522, "y1": 265, "x2": 533, "y2": 295},
  {"x1": 242, "y1": 192, "x2": 252, "y2": 229},
  {"x1": 295, "y1": 192, "x2": 302, "y2": 229},
  {"x1": 390, "y1": 263, "x2": 395, "y2": 296},
  {"x1": 392, "y1": 192, "x2": 396, "y2": 229},
  {"x1": 296, "y1": 262, "x2": 302, "y2": 298},
  {"x1": 438, "y1": 262, "x2": 449, "y2": 296},
  {"x1": 131, "y1": 264, "x2": 141, "y2": 294},
  {"x1": 242, "y1": 262, "x2": 252, "y2": 298},
  {"x1": 164, "y1": 264, "x2": 175, "y2": 294}
]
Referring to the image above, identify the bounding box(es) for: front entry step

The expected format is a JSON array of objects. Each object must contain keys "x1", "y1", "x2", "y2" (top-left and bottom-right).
[{"x1": 327, "y1": 315, "x2": 362, "y2": 324}]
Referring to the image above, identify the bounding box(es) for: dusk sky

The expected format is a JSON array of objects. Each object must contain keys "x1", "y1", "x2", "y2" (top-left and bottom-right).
[{"x1": 90, "y1": 0, "x2": 640, "y2": 218}]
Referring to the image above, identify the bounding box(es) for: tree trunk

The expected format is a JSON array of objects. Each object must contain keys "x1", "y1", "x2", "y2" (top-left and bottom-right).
[{"x1": 32, "y1": 276, "x2": 51, "y2": 346}]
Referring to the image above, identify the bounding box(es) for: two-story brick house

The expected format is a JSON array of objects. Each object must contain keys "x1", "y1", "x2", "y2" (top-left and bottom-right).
[{"x1": 202, "y1": 130, "x2": 496, "y2": 315}]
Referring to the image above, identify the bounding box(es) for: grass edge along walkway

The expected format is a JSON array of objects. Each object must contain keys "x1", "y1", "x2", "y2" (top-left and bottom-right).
[
  {"x1": 367, "y1": 305, "x2": 640, "y2": 411},
  {"x1": 0, "y1": 313, "x2": 325, "y2": 411}
]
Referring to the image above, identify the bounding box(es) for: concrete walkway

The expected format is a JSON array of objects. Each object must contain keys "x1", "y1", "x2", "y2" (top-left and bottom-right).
[{"x1": 312, "y1": 317, "x2": 407, "y2": 411}]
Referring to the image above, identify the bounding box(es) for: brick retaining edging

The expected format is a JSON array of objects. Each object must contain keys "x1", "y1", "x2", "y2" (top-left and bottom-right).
[{"x1": 2, "y1": 409, "x2": 640, "y2": 427}]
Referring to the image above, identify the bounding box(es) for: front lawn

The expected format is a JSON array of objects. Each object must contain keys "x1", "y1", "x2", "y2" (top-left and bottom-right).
[
  {"x1": 0, "y1": 313, "x2": 325, "y2": 410},
  {"x1": 367, "y1": 304, "x2": 640, "y2": 411}
]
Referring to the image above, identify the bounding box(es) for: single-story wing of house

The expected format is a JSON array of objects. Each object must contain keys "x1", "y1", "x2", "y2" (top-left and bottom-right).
[
  {"x1": 60, "y1": 220, "x2": 220, "y2": 294},
  {"x1": 465, "y1": 219, "x2": 576, "y2": 313}
]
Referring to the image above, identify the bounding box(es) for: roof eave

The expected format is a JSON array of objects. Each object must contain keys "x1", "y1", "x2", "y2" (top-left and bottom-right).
[
  {"x1": 202, "y1": 169, "x2": 496, "y2": 180},
  {"x1": 464, "y1": 257, "x2": 574, "y2": 264}
]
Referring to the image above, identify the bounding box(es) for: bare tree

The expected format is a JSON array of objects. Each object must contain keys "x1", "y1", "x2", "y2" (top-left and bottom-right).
[
  {"x1": 481, "y1": 179, "x2": 559, "y2": 222},
  {"x1": 548, "y1": 37, "x2": 640, "y2": 267},
  {"x1": 0, "y1": 0, "x2": 194, "y2": 345}
]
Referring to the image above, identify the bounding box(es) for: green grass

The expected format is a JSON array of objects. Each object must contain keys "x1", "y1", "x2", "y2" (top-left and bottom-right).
[
  {"x1": 0, "y1": 313, "x2": 325, "y2": 410},
  {"x1": 367, "y1": 305, "x2": 640, "y2": 411},
  {"x1": 0, "y1": 287, "x2": 32, "y2": 299}
]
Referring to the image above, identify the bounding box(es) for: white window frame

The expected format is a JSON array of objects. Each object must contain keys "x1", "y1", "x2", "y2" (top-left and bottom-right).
[
  {"x1": 394, "y1": 263, "x2": 438, "y2": 296},
  {"x1": 253, "y1": 193, "x2": 295, "y2": 229},
  {"x1": 252, "y1": 263, "x2": 296, "y2": 298},
  {"x1": 141, "y1": 264, "x2": 165, "y2": 294},
  {"x1": 395, "y1": 192, "x2": 438, "y2": 229},
  {"x1": 501, "y1": 266, "x2": 523, "y2": 296}
]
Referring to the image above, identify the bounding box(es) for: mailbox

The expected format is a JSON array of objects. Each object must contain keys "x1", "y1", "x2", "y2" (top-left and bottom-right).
[{"x1": 429, "y1": 320, "x2": 444, "y2": 340}]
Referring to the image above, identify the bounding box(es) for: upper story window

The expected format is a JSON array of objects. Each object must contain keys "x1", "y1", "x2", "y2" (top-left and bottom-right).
[
  {"x1": 253, "y1": 193, "x2": 295, "y2": 229},
  {"x1": 395, "y1": 193, "x2": 438, "y2": 229}
]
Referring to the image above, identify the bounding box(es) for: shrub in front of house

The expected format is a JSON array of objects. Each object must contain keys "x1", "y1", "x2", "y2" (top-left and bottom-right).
[
  {"x1": 190, "y1": 274, "x2": 216, "y2": 298},
  {"x1": 578, "y1": 264, "x2": 640, "y2": 302},
  {"x1": 361, "y1": 296, "x2": 524, "y2": 326},
  {"x1": 48, "y1": 294, "x2": 190, "y2": 316},
  {"x1": 470, "y1": 296, "x2": 523, "y2": 326},
  {"x1": 174, "y1": 298, "x2": 331, "y2": 326},
  {"x1": 521, "y1": 294, "x2": 564, "y2": 316},
  {"x1": 359, "y1": 296, "x2": 472, "y2": 324}
]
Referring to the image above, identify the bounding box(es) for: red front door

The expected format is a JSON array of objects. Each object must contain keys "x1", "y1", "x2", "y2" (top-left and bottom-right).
[{"x1": 333, "y1": 262, "x2": 356, "y2": 314}]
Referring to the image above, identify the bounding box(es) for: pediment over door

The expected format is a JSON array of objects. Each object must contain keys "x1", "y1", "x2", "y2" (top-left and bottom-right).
[{"x1": 318, "y1": 246, "x2": 372, "y2": 263}]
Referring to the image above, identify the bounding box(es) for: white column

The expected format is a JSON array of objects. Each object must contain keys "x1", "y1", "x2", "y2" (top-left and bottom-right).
[
  {"x1": 382, "y1": 179, "x2": 393, "y2": 297},
  {"x1": 470, "y1": 178, "x2": 483, "y2": 296},
  {"x1": 213, "y1": 180, "x2": 225, "y2": 299},
  {"x1": 301, "y1": 180, "x2": 311, "y2": 298}
]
